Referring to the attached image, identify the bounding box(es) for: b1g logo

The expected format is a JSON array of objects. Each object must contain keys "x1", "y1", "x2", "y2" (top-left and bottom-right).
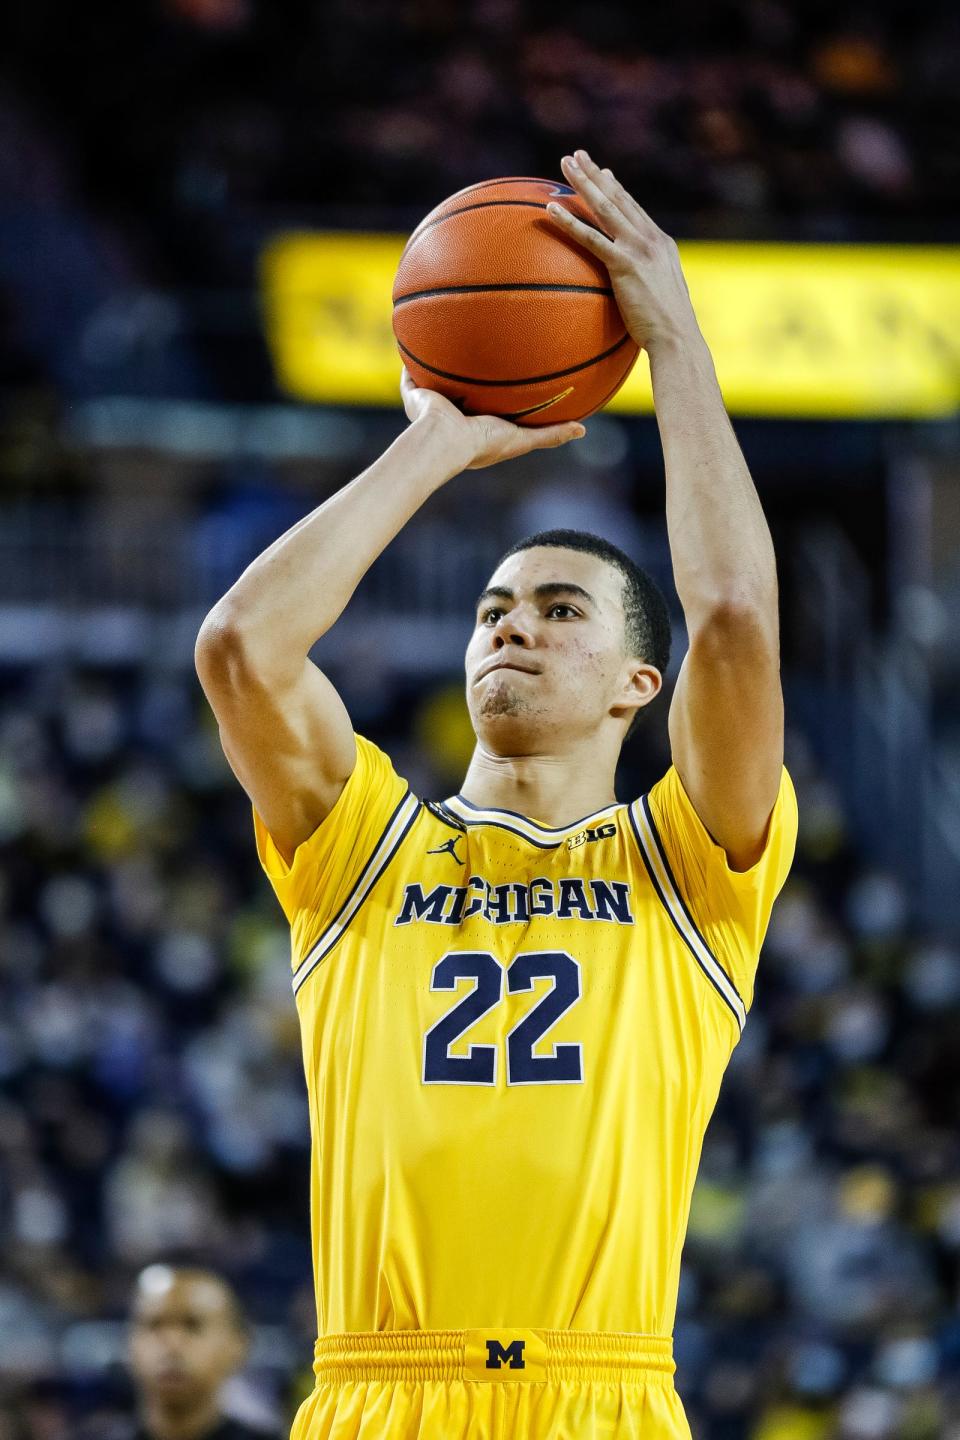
[
  {"x1": 567, "y1": 822, "x2": 617, "y2": 851},
  {"x1": 486, "y1": 1338, "x2": 526, "y2": 1370}
]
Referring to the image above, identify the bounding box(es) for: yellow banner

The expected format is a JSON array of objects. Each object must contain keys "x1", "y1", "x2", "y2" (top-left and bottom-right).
[{"x1": 261, "y1": 233, "x2": 960, "y2": 419}]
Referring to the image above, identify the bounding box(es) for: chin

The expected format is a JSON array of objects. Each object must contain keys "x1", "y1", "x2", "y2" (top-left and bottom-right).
[{"x1": 473, "y1": 710, "x2": 553, "y2": 754}]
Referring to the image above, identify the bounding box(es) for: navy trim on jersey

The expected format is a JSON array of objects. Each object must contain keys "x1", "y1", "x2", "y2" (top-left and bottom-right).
[
  {"x1": 641, "y1": 795, "x2": 744, "y2": 1009},
  {"x1": 449, "y1": 793, "x2": 623, "y2": 832},
  {"x1": 424, "y1": 799, "x2": 467, "y2": 833},
  {"x1": 292, "y1": 791, "x2": 422, "y2": 995},
  {"x1": 442, "y1": 794, "x2": 625, "y2": 847},
  {"x1": 628, "y1": 797, "x2": 745, "y2": 1033},
  {"x1": 444, "y1": 815, "x2": 564, "y2": 849},
  {"x1": 329, "y1": 787, "x2": 411, "y2": 926}
]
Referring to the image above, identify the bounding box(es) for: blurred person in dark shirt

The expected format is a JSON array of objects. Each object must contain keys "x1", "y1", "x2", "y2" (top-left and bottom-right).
[{"x1": 125, "y1": 1264, "x2": 278, "y2": 1440}]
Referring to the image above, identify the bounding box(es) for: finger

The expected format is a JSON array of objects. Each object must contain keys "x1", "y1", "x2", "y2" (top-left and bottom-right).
[
  {"x1": 544, "y1": 200, "x2": 617, "y2": 262},
  {"x1": 569, "y1": 151, "x2": 638, "y2": 229},
  {"x1": 560, "y1": 152, "x2": 631, "y2": 235},
  {"x1": 598, "y1": 163, "x2": 657, "y2": 232},
  {"x1": 524, "y1": 421, "x2": 587, "y2": 449},
  {"x1": 399, "y1": 366, "x2": 420, "y2": 417},
  {"x1": 400, "y1": 365, "x2": 432, "y2": 413}
]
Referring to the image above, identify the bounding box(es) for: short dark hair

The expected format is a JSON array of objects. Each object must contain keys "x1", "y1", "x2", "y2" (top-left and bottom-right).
[
  {"x1": 496, "y1": 528, "x2": 671, "y2": 740},
  {"x1": 132, "y1": 1261, "x2": 250, "y2": 1337}
]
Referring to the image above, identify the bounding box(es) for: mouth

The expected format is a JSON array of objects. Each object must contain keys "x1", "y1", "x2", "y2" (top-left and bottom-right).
[
  {"x1": 155, "y1": 1370, "x2": 191, "y2": 1387},
  {"x1": 476, "y1": 662, "x2": 540, "y2": 682}
]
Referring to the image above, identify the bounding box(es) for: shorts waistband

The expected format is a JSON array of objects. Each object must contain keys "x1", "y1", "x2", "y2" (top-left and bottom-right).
[{"x1": 314, "y1": 1328, "x2": 675, "y2": 1385}]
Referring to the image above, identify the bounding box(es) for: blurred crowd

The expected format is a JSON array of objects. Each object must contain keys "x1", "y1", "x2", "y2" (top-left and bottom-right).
[
  {"x1": 0, "y1": 657, "x2": 958, "y2": 1439},
  {"x1": 3, "y1": 0, "x2": 957, "y2": 405},
  {"x1": 0, "y1": 3, "x2": 959, "y2": 1437},
  {"x1": 3, "y1": 0, "x2": 960, "y2": 244}
]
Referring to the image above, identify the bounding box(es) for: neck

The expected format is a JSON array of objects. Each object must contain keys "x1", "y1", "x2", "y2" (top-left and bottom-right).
[
  {"x1": 458, "y1": 737, "x2": 620, "y2": 827},
  {"x1": 140, "y1": 1397, "x2": 222, "y2": 1440}
]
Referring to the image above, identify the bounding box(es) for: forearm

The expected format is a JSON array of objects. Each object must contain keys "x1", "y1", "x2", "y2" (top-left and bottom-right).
[
  {"x1": 649, "y1": 333, "x2": 778, "y2": 634},
  {"x1": 544, "y1": 149, "x2": 777, "y2": 632},
  {"x1": 204, "y1": 414, "x2": 467, "y2": 665}
]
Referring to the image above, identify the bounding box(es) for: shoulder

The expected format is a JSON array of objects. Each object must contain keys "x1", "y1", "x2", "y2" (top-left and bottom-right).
[
  {"x1": 252, "y1": 730, "x2": 419, "y2": 936},
  {"x1": 254, "y1": 732, "x2": 415, "y2": 883},
  {"x1": 645, "y1": 763, "x2": 797, "y2": 870}
]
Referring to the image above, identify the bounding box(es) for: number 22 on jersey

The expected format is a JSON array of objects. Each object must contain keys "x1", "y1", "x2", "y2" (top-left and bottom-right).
[{"x1": 422, "y1": 949, "x2": 583, "y2": 1087}]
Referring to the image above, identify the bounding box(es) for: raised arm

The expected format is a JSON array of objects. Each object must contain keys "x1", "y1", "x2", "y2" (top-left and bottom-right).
[
  {"x1": 547, "y1": 150, "x2": 782, "y2": 870},
  {"x1": 195, "y1": 381, "x2": 584, "y2": 863}
]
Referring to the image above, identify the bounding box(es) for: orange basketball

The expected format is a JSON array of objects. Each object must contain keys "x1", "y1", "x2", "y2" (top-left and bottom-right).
[{"x1": 392, "y1": 177, "x2": 639, "y2": 426}]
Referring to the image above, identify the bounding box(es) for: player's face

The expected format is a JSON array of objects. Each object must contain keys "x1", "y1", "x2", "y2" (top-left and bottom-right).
[
  {"x1": 465, "y1": 546, "x2": 653, "y2": 749},
  {"x1": 129, "y1": 1271, "x2": 245, "y2": 1412}
]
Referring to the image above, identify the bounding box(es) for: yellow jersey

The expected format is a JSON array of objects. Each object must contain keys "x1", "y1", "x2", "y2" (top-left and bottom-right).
[{"x1": 254, "y1": 735, "x2": 797, "y2": 1341}]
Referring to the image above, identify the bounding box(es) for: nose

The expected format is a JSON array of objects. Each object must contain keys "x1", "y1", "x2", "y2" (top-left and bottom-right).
[{"x1": 491, "y1": 609, "x2": 534, "y2": 649}]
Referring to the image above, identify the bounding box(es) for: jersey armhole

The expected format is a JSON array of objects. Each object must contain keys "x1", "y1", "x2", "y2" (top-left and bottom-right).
[
  {"x1": 627, "y1": 794, "x2": 746, "y2": 1037},
  {"x1": 291, "y1": 790, "x2": 422, "y2": 998}
]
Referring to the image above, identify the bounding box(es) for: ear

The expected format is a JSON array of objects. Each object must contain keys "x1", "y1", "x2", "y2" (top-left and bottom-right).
[{"x1": 610, "y1": 662, "x2": 661, "y2": 724}]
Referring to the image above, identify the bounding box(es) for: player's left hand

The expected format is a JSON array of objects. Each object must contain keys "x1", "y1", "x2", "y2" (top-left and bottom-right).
[{"x1": 545, "y1": 150, "x2": 701, "y2": 354}]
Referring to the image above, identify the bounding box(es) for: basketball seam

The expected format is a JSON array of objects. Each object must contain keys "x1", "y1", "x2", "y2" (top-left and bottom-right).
[
  {"x1": 402, "y1": 198, "x2": 609, "y2": 249},
  {"x1": 397, "y1": 332, "x2": 633, "y2": 387},
  {"x1": 586, "y1": 349, "x2": 642, "y2": 414},
  {"x1": 407, "y1": 200, "x2": 549, "y2": 249},
  {"x1": 455, "y1": 178, "x2": 555, "y2": 192},
  {"x1": 394, "y1": 282, "x2": 615, "y2": 305}
]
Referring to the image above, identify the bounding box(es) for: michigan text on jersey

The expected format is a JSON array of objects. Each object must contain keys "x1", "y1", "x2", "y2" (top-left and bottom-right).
[{"x1": 395, "y1": 876, "x2": 634, "y2": 926}]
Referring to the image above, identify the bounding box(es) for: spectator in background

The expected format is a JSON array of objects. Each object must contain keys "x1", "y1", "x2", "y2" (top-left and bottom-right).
[{"x1": 124, "y1": 1264, "x2": 279, "y2": 1440}]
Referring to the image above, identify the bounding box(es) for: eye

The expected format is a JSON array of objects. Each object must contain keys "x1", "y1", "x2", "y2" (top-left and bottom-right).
[
  {"x1": 480, "y1": 607, "x2": 503, "y2": 625},
  {"x1": 547, "y1": 603, "x2": 579, "y2": 618}
]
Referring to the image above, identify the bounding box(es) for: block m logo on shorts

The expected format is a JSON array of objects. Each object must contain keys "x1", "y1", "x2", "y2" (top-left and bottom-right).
[{"x1": 485, "y1": 1337, "x2": 526, "y2": 1370}]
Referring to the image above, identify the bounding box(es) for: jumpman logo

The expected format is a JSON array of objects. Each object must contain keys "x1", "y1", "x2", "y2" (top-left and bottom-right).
[{"x1": 427, "y1": 836, "x2": 465, "y2": 865}]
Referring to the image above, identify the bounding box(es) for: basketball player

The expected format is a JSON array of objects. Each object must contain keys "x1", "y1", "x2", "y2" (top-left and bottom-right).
[{"x1": 195, "y1": 150, "x2": 797, "y2": 1438}]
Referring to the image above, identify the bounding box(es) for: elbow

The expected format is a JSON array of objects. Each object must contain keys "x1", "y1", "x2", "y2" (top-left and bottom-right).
[
  {"x1": 194, "y1": 605, "x2": 251, "y2": 685},
  {"x1": 688, "y1": 589, "x2": 780, "y2": 659},
  {"x1": 705, "y1": 586, "x2": 776, "y2": 627},
  {"x1": 195, "y1": 605, "x2": 306, "y2": 699}
]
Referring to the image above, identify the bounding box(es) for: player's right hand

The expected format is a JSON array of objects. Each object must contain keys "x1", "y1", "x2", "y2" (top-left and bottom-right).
[{"x1": 400, "y1": 367, "x2": 585, "y2": 471}]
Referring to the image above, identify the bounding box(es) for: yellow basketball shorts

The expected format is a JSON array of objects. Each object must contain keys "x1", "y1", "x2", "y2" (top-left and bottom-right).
[{"x1": 290, "y1": 1328, "x2": 693, "y2": 1439}]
